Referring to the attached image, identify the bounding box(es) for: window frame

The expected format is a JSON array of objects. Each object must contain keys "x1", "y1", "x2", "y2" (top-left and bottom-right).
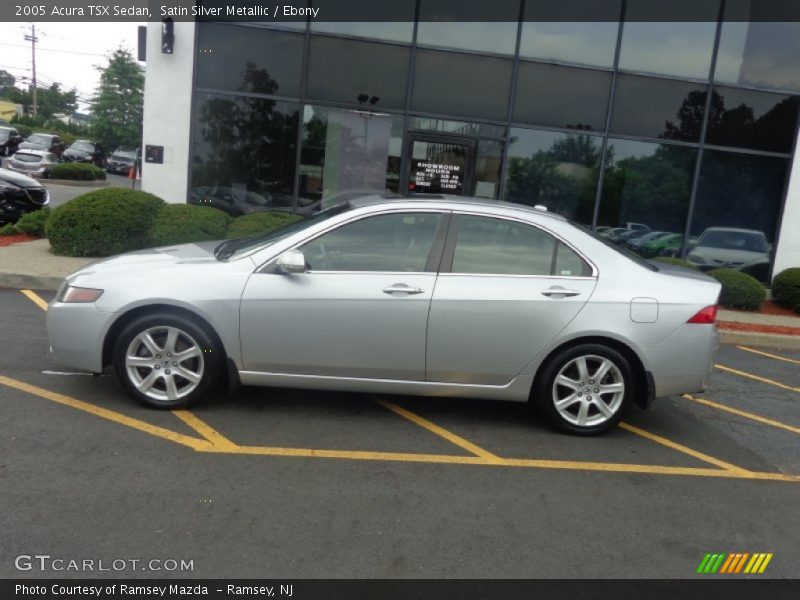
[{"x1": 439, "y1": 211, "x2": 597, "y2": 279}]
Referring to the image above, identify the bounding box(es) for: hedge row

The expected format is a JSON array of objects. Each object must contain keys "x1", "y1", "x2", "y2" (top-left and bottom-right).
[
  {"x1": 47, "y1": 163, "x2": 106, "y2": 181},
  {"x1": 45, "y1": 189, "x2": 303, "y2": 256}
]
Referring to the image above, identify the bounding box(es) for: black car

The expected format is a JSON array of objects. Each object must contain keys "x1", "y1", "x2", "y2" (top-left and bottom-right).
[
  {"x1": 0, "y1": 127, "x2": 23, "y2": 157},
  {"x1": 0, "y1": 168, "x2": 49, "y2": 225},
  {"x1": 62, "y1": 140, "x2": 105, "y2": 166},
  {"x1": 105, "y1": 147, "x2": 138, "y2": 175},
  {"x1": 17, "y1": 133, "x2": 66, "y2": 157}
]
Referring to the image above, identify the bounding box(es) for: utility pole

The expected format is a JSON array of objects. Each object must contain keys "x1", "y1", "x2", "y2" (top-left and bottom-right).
[{"x1": 24, "y1": 24, "x2": 38, "y2": 116}]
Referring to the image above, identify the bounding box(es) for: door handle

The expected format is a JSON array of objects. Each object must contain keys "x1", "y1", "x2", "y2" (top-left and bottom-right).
[
  {"x1": 541, "y1": 287, "x2": 581, "y2": 298},
  {"x1": 383, "y1": 284, "x2": 424, "y2": 295}
]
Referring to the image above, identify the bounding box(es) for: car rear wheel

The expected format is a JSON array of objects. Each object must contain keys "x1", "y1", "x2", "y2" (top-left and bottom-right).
[
  {"x1": 113, "y1": 313, "x2": 221, "y2": 409},
  {"x1": 534, "y1": 344, "x2": 634, "y2": 435}
]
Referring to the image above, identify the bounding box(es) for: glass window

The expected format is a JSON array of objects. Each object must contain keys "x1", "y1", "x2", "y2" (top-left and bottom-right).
[
  {"x1": 451, "y1": 215, "x2": 557, "y2": 276},
  {"x1": 611, "y1": 74, "x2": 708, "y2": 142},
  {"x1": 196, "y1": 24, "x2": 304, "y2": 97},
  {"x1": 408, "y1": 117, "x2": 505, "y2": 139},
  {"x1": 705, "y1": 87, "x2": 799, "y2": 154},
  {"x1": 311, "y1": 22, "x2": 414, "y2": 43},
  {"x1": 513, "y1": 62, "x2": 612, "y2": 131},
  {"x1": 618, "y1": 0, "x2": 719, "y2": 79},
  {"x1": 688, "y1": 150, "x2": 788, "y2": 281},
  {"x1": 506, "y1": 129, "x2": 602, "y2": 224},
  {"x1": 300, "y1": 213, "x2": 443, "y2": 272},
  {"x1": 597, "y1": 139, "x2": 697, "y2": 250},
  {"x1": 409, "y1": 139, "x2": 469, "y2": 195},
  {"x1": 190, "y1": 93, "x2": 299, "y2": 215},
  {"x1": 306, "y1": 36, "x2": 410, "y2": 109},
  {"x1": 299, "y1": 105, "x2": 404, "y2": 210},
  {"x1": 416, "y1": 0, "x2": 519, "y2": 55},
  {"x1": 412, "y1": 49, "x2": 513, "y2": 120},
  {"x1": 474, "y1": 140, "x2": 504, "y2": 199},
  {"x1": 716, "y1": 1, "x2": 800, "y2": 92},
  {"x1": 554, "y1": 242, "x2": 592, "y2": 277}
]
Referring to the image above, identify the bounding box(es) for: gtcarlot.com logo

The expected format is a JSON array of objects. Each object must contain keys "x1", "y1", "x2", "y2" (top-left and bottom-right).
[
  {"x1": 14, "y1": 554, "x2": 194, "y2": 572},
  {"x1": 697, "y1": 552, "x2": 773, "y2": 574}
]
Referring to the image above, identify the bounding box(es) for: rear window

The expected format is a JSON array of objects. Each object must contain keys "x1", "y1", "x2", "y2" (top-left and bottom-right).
[
  {"x1": 13, "y1": 153, "x2": 42, "y2": 163},
  {"x1": 26, "y1": 134, "x2": 50, "y2": 144},
  {"x1": 70, "y1": 141, "x2": 94, "y2": 152}
]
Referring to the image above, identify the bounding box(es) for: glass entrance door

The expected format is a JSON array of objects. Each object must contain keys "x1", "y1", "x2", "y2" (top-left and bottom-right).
[{"x1": 406, "y1": 135, "x2": 475, "y2": 195}]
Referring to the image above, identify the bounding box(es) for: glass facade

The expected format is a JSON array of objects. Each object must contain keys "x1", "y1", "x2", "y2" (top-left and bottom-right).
[{"x1": 191, "y1": 7, "x2": 800, "y2": 281}]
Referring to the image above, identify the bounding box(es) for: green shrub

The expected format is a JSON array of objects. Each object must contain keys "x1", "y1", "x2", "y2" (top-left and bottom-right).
[
  {"x1": 14, "y1": 124, "x2": 32, "y2": 138},
  {"x1": 771, "y1": 267, "x2": 800, "y2": 313},
  {"x1": 46, "y1": 163, "x2": 106, "y2": 181},
  {"x1": 226, "y1": 211, "x2": 303, "y2": 239},
  {"x1": 15, "y1": 207, "x2": 50, "y2": 237},
  {"x1": 708, "y1": 268, "x2": 766, "y2": 311},
  {"x1": 653, "y1": 257, "x2": 700, "y2": 270},
  {"x1": 0, "y1": 223, "x2": 21, "y2": 236},
  {"x1": 150, "y1": 204, "x2": 231, "y2": 247},
  {"x1": 47, "y1": 189, "x2": 165, "y2": 256}
]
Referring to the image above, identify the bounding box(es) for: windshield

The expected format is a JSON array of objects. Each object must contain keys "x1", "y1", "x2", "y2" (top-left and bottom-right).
[
  {"x1": 70, "y1": 141, "x2": 94, "y2": 152},
  {"x1": 0, "y1": 129, "x2": 12, "y2": 141},
  {"x1": 112, "y1": 149, "x2": 137, "y2": 159},
  {"x1": 698, "y1": 230, "x2": 767, "y2": 253},
  {"x1": 215, "y1": 203, "x2": 352, "y2": 260},
  {"x1": 577, "y1": 223, "x2": 658, "y2": 271},
  {"x1": 26, "y1": 134, "x2": 50, "y2": 144}
]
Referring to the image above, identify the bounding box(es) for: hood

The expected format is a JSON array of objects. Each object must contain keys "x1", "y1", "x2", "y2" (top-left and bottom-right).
[
  {"x1": 689, "y1": 246, "x2": 768, "y2": 267},
  {"x1": 73, "y1": 241, "x2": 222, "y2": 276},
  {"x1": 0, "y1": 167, "x2": 45, "y2": 188},
  {"x1": 18, "y1": 140, "x2": 48, "y2": 150},
  {"x1": 63, "y1": 148, "x2": 91, "y2": 158}
]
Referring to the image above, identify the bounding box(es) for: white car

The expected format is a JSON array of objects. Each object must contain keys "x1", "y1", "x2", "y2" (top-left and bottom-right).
[{"x1": 687, "y1": 227, "x2": 771, "y2": 272}]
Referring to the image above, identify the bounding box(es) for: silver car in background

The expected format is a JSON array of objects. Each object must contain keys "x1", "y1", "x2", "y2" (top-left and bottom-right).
[{"x1": 47, "y1": 196, "x2": 721, "y2": 435}]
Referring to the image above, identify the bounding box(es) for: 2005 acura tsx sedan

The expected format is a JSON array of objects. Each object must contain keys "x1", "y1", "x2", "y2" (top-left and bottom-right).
[{"x1": 47, "y1": 195, "x2": 721, "y2": 435}]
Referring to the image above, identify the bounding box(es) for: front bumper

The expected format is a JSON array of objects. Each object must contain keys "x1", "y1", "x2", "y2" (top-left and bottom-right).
[{"x1": 46, "y1": 301, "x2": 115, "y2": 373}]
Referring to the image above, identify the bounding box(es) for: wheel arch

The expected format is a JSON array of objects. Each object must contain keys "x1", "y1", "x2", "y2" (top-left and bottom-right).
[{"x1": 531, "y1": 335, "x2": 654, "y2": 409}]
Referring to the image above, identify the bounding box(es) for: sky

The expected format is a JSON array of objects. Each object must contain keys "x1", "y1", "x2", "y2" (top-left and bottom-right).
[{"x1": 0, "y1": 22, "x2": 145, "y2": 113}]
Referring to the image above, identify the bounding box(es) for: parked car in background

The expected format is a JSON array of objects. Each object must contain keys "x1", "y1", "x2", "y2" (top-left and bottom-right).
[
  {"x1": 687, "y1": 227, "x2": 771, "y2": 272},
  {"x1": 626, "y1": 231, "x2": 671, "y2": 252},
  {"x1": 624, "y1": 222, "x2": 650, "y2": 232},
  {"x1": 105, "y1": 147, "x2": 139, "y2": 175},
  {"x1": 0, "y1": 126, "x2": 23, "y2": 156},
  {"x1": 5, "y1": 150, "x2": 60, "y2": 178},
  {"x1": 62, "y1": 140, "x2": 104, "y2": 166},
  {"x1": 17, "y1": 133, "x2": 66, "y2": 157},
  {"x1": 0, "y1": 167, "x2": 49, "y2": 224},
  {"x1": 47, "y1": 195, "x2": 721, "y2": 436}
]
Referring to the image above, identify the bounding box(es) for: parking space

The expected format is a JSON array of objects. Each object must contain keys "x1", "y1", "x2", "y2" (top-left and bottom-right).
[{"x1": 1, "y1": 287, "x2": 799, "y2": 578}]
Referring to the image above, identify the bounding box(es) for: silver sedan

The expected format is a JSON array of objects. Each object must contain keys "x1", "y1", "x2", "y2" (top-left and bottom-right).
[{"x1": 47, "y1": 196, "x2": 721, "y2": 435}]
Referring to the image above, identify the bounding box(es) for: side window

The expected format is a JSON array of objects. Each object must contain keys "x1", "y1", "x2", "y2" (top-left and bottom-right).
[
  {"x1": 554, "y1": 242, "x2": 592, "y2": 277},
  {"x1": 300, "y1": 212, "x2": 443, "y2": 272},
  {"x1": 451, "y1": 215, "x2": 556, "y2": 275}
]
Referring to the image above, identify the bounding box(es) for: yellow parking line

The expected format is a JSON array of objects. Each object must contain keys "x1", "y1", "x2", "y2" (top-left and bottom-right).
[
  {"x1": 172, "y1": 410, "x2": 238, "y2": 451},
  {"x1": 736, "y1": 345, "x2": 800, "y2": 366},
  {"x1": 373, "y1": 397, "x2": 502, "y2": 462},
  {"x1": 715, "y1": 364, "x2": 800, "y2": 393},
  {"x1": 619, "y1": 422, "x2": 750, "y2": 473},
  {"x1": 0, "y1": 374, "x2": 214, "y2": 451},
  {"x1": 683, "y1": 394, "x2": 800, "y2": 435},
  {"x1": 20, "y1": 289, "x2": 49, "y2": 311}
]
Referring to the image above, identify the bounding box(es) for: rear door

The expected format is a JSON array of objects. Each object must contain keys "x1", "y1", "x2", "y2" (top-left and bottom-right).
[{"x1": 426, "y1": 213, "x2": 598, "y2": 385}]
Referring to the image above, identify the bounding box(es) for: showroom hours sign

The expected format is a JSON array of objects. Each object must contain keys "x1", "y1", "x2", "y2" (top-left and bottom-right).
[{"x1": 410, "y1": 160, "x2": 463, "y2": 194}]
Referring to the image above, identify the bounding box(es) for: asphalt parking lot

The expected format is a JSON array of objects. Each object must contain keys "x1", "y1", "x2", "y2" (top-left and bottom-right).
[{"x1": 0, "y1": 287, "x2": 798, "y2": 579}]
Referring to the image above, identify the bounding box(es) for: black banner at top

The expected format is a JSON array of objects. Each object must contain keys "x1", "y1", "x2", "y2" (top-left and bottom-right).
[{"x1": 5, "y1": 0, "x2": 800, "y2": 22}]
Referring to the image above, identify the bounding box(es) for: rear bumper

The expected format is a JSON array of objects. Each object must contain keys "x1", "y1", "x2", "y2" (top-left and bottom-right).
[{"x1": 645, "y1": 324, "x2": 719, "y2": 398}]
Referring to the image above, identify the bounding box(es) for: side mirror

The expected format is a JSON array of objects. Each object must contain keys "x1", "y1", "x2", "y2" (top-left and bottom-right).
[{"x1": 276, "y1": 249, "x2": 306, "y2": 274}]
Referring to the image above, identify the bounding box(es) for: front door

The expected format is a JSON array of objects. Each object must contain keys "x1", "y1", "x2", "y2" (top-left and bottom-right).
[{"x1": 406, "y1": 135, "x2": 474, "y2": 195}]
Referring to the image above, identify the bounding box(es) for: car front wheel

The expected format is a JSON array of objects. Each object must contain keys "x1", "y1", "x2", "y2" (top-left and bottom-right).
[
  {"x1": 534, "y1": 344, "x2": 634, "y2": 435},
  {"x1": 113, "y1": 313, "x2": 221, "y2": 409}
]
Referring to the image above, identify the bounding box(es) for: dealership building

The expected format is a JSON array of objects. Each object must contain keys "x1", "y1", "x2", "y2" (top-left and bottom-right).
[{"x1": 140, "y1": 1, "x2": 800, "y2": 280}]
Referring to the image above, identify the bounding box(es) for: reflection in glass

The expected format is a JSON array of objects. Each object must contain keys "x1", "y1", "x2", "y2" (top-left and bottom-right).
[
  {"x1": 190, "y1": 93, "x2": 299, "y2": 215},
  {"x1": 514, "y1": 62, "x2": 612, "y2": 131},
  {"x1": 417, "y1": 0, "x2": 520, "y2": 54},
  {"x1": 196, "y1": 24, "x2": 304, "y2": 96},
  {"x1": 611, "y1": 74, "x2": 707, "y2": 142},
  {"x1": 716, "y1": 1, "x2": 800, "y2": 92},
  {"x1": 597, "y1": 139, "x2": 696, "y2": 240},
  {"x1": 412, "y1": 50, "x2": 513, "y2": 121},
  {"x1": 705, "y1": 87, "x2": 799, "y2": 154},
  {"x1": 311, "y1": 22, "x2": 414, "y2": 43},
  {"x1": 618, "y1": 21, "x2": 717, "y2": 79},
  {"x1": 307, "y1": 36, "x2": 410, "y2": 109},
  {"x1": 519, "y1": 22, "x2": 619, "y2": 67},
  {"x1": 688, "y1": 150, "x2": 787, "y2": 281},
  {"x1": 299, "y1": 105, "x2": 403, "y2": 210},
  {"x1": 474, "y1": 140, "x2": 503, "y2": 199},
  {"x1": 408, "y1": 117, "x2": 505, "y2": 138},
  {"x1": 505, "y1": 129, "x2": 602, "y2": 224}
]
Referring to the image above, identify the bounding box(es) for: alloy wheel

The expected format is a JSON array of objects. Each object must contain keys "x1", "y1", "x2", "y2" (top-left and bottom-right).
[{"x1": 551, "y1": 354, "x2": 625, "y2": 428}]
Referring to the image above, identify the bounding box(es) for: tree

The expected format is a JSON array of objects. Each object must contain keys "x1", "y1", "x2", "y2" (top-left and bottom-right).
[
  {"x1": 90, "y1": 48, "x2": 144, "y2": 150},
  {"x1": 2, "y1": 78, "x2": 78, "y2": 118},
  {"x1": 0, "y1": 70, "x2": 15, "y2": 97}
]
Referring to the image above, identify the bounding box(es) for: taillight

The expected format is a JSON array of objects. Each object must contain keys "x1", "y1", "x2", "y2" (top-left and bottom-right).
[{"x1": 687, "y1": 305, "x2": 717, "y2": 324}]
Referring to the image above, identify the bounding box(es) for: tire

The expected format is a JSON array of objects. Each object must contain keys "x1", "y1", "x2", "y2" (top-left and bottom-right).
[
  {"x1": 113, "y1": 312, "x2": 222, "y2": 409},
  {"x1": 533, "y1": 343, "x2": 635, "y2": 435}
]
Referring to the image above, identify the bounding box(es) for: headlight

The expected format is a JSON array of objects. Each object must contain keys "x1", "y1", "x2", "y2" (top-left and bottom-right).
[
  {"x1": 687, "y1": 254, "x2": 705, "y2": 264},
  {"x1": 59, "y1": 286, "x2": 104, "y2": 303}
]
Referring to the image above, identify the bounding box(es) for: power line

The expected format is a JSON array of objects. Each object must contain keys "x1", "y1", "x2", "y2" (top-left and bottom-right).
[{"x1": 0, "y1": 41, "x2": 107, "y2": 58}]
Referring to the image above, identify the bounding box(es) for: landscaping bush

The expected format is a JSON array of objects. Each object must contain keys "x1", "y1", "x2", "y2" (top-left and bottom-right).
[
  {"x1": 653, "y1": 257, "x2": 700, "y2": 270},
  {"x1": 47, "y1": 188, "x2": 165, "y2": 256},
  {"x1": 14, "y1": 124, "x2": 33, "y2": 139},
  {"x1": 46, "y1": 163, "x2": 106, "y2": 181},
  {"x1": 15, "y1": 207, "x2": 50, "y2": 237},
  {"x1": 150, "y1": 204, "x2": 231, "y2": 247},
  {"x1": 226, "y1": 211, "x2": 303, "y2": 239},
  {"x1": 0, "y1": 223, "x2": 21, "y2": 236},
  {"x1": 708, "y1": 268, "x2": 766, "y2": 311},
  {"x1": 771, "y1": 267, "x2": 800, "y2": 313}
]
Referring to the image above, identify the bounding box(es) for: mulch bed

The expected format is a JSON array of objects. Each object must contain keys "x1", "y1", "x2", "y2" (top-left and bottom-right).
[
  {"x1": 758, "y1": 299, "x2": 799, "y2": 317},
  {"x1": 0, "y1": 234, "x2": 35, "y2": 247},
  {"x1": 718, "y1": 321, "x2": 800, "y2": 336}
]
